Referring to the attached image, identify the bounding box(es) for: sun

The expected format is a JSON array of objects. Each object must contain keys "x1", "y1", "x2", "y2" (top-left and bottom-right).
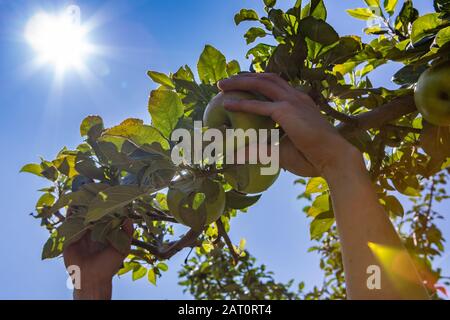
[{"x1": 25, "y1": 9, "x2": 92, "y2": 71}]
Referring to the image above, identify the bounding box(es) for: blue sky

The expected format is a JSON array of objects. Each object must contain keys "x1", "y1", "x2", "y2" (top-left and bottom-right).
[{"x1": 0, "y1": 0, "x2": 448, "y2": 299}]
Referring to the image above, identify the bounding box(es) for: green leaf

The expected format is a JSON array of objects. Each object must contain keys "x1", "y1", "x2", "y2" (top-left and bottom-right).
[
  {"x1": 307, "y1": 194, "x2": 330, "y2": 217},
  {"x1": 420, "y1": 123, "x2": 450, "y2": 175},
  {"x1": 225, "y1": 190, "x2": 261, "y2": 209},
  {"x1": 364, "y1": 26, "x2": 387, "y2": 35},
  {"x1": 234, "y1": 9, "x2": 259, "y2": 25},
  {"x1": 395, "y1": 1, "x2": 419, "y2": 35},
  {"x1": 80, "y1": 115, "x2": 104, "y2": 137},
  {"x1": 148, "y1": 90, "x2": 184, "y2": 138},
  {"x1": 74, "y1": 156, "x2": 105, "y2": 181},
  {"x1": 299, "y1": 17, "x2": 339, "y2": 46},
  {"x1": 197, "y1": 45, "x2": 227, "y2": 84},
  {"x1": 20, "y1": 163, "x2": 42, "y2": 177},
  {"x1": 147, "y1": 268, "x2": 157, "y2": 285},
  {"x1": 383, "y1": 195, "x2": 404, "y2": 217},
  {"x1": 384, "y1": 0, "x2": 398, "y2": 15},
  {"x1": 391, "y1": 176, "x2": 421, "y2": 197},
  {"x1": 49, "y1": 188, "x2": 102, "y2": 216},
  {"x1": 86, "y1": 185, "x2": 149, "y2": 223},
  {"x1": 107, "y1": 228, "x2": 130, "y2": 255},
  {"x1": 40, "y1": 162, "x2": 58, "y2": 181},
  {"x1": 310, "y1": 211, "x2": 334, "y2": 240},
  {"x1": 244, "y1": 27, "x2": 267, "y2": 44},
  {"x1": 392, "y1": 64, "x2": 427, "y2": 85},
  {"x1": 320, "y1": 36, "x2": 363, "y2": 64},
  {"x1": 246, "y1": 43, "x2": 274, "y2": 61},
  {"x1": 301, "y1": 0, "x2": 327, "y2": 20},
  {"x1": 42, "y1": 233, "x2": 63, "y2": 260},
  {"x1": 259, "y1": 17, "x2": 273, "y2": 31},
  {"x1": 436, "y1": 26, "x2": 450, "y2": 47},
  {"x1": 226, "y1": 60, "x2": 241, "y2": 76},
  {"x1": 310, "y1": 0, "x2": 327, "y2": 20},
  {"x1": 103, "y1": 118, "x2": 168, "y2": 149},
  {"x1": 365, "y1": 0, "x2": 380, "y2": 6},
  {"x1": 137, "y1": 160, "x2": 175, "y2": 189},
  {"x1": 147, "y1": 71, "x2": 175, "y2": 88},
  {"x1": 58, "y1": 214, "x2": 89, "y2": 249},
  {"x1": 346, "y1": 8, "x2": 375, "y2": 20},
  {"x1": 201, "y1": 241, "x2": 214, "y2": 253},
  {"x1": 157, "y1": 262, "x2": 168, "y2": 272},
  {"x1": 118, "y1": 262, "x2": 134, "y2": 276},
  {"x1": 434, "y1": 0, "x2": 450, "y2": 13},
  {"x1": 132, "y1": 265, "x2": 147, "y2": 281},
  {"x1": 264, "y1": 0, "x2": 276, "y2": 8},
  {"x1": 36, "y1": 193, "x2": 56, "y2": 212},
  {"x1": 411, "y1": 13, "x2": 444, "y2": 45}
]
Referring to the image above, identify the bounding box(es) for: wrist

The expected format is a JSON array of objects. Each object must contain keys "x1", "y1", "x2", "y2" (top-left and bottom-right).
[
  {"x1": 321, "y1": 142, "x2": 366, "y2": 184},
  {"x1": 73, "y1": 276, "x2": 113, "y2": 300}
]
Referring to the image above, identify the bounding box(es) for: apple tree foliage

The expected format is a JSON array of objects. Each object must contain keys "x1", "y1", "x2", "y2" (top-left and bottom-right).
[{"x1": 22, "y1": 0, "x2": 450, "y2": 299}]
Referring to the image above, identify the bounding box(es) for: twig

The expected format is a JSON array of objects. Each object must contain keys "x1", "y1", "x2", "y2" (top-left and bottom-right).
[
  {"x1": 142, "y1": 212, "x2": 177, "y2": 223},
  {"x1": 318, "y1": 100, "x2": 357, "y2": 124},
  {"x1": 131, "y1": 228, "x2": 202, "y2": 260},
  {"x1": 216, "y1": 219, "x2": 240, "y2": 264},
  {"x1": 383, "y1": 124, "x2": 422, "y2": 134},
  {"x1": 311, "y1": 90, "x2": 357, "y2": 125},
  {"x1": 338, "y1": 95, "x2": 417, "y2": 138}
]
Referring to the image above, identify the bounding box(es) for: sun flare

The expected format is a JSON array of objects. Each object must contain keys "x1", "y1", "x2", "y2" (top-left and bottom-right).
[{"x1": 25, "y1": 10, "x2": 92, "y2": 71}]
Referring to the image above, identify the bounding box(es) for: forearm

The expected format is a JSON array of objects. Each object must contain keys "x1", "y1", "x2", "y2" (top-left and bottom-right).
[
  {"x1": 73, "y1": 278, "x2": 112, "y2": 300},
  {"x1": 323, "y1": 147, "x2": 429, "y2": 300}
]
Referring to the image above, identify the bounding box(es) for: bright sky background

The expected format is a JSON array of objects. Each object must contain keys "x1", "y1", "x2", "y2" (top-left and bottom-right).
[{"x1": 0, "y1": 0, "x2": 448, "y2": 299}]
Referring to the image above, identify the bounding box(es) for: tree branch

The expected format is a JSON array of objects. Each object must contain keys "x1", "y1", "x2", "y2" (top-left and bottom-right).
[
  {"x1": 216, "y1": 219, "x2": 240, "y2": 264},
  {"x1": 383, "y1": 124, "x2": 422, "y2": 134},
  {"x1": 318, "y1": 100, "x2": 357, "y2": 124},
  {"x1": 337, "y1": 95, "x2": 417, "y2": 137},
  {"x1": 131, "y1": 228, "x2": 202, "y2": 260}
]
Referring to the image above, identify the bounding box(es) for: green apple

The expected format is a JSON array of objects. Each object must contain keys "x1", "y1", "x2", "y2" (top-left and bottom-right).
[
  {"x1": 204, "y1": 91, "x2": 280, "y2": 193},
  {"x1": 223, "y1": 163, "x2": 280, "y2": 194},
  {"x1": 167, "y1": 182, "x2": 225, "y2": 227},
  {"x1": 415, "y1": 62, "x2": 450, "y2": 126},
  {"x1": 203, "y1": 91, "x2": 276, "y2": 149}
]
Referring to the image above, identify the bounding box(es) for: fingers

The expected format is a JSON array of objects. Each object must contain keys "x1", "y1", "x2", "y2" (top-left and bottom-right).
[
  {"x1": 279, "y1": 137, "x2": 319, "y2": 177},
  {"x1": 237, "y1": 72, "x2": 293, "y2": 91},
  {"x1": 218, "y1": 74, "x2": 288, "y2": 101},
  {"x1": 223, "y1": 99, "x2": 277, "y2": 117}
]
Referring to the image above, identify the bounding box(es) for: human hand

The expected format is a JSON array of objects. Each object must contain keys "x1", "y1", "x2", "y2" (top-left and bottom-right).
[
  {"x1": 218, "y1": 73, "x2": 359, "y2": 178},
  {"x1": 63, "y1": 217, "x2": 133, "y2": 299}
]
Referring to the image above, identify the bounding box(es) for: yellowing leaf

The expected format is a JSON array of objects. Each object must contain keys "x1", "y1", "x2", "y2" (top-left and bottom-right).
[
  {"x1": 148, "y1": 90, "x2": 184, "y2": 139},
  {"x1": 239, "y1": 238, "x2": 246, "y2": 251},
  {"x1": 80, "y1": 115, "x2": 103, "y2": 137},
  {"x1": 103, "y1": 118, "x2": 168, "y2": 149},
  {"x1": 346, "y1": 8, "x2": 375, "y2": 20},
  {"x1": 364, "y1": 0, "x2": 380, "y2": 7},
  {"x1": 384, "y1": 0, "x2": 398, "y2": 15},
  {"x1": 305, "y1": 177, "x2": 328, "y2": 194},
  {"x1": 20, "y1": 163, "x2": 43, "y2": 177},
  {"x1": 147, "y1": 268, "x2": 156, "y2": 286}
]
